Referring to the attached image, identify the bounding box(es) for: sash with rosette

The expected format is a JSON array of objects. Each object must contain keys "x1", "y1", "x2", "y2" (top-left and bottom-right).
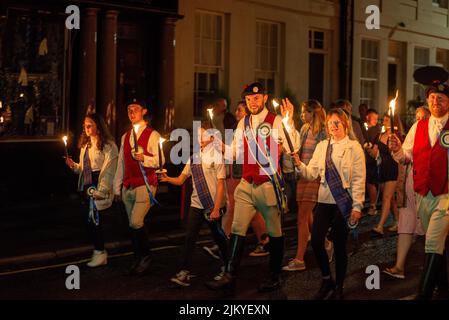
[
  {"x1": 131, "y1": 131, "x2": 161, "y2": 207},
  {"x1": 439, "y1": 130, "x2": 449, "y2": 194},
  {"x1": 243, "y1": 115, "x2": 288, "y2": 215},
  {"x1": 83, "y1": 148, "x2": 100, "y2": 226},
  {"x1": 190, "y1": 153, "x2": 226, "y2": 224}
]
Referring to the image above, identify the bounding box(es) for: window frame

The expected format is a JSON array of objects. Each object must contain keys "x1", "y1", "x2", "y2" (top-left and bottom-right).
[
  {"x1": 360, "y1": 38, "x2": 380, "y2": 109},
  {"x1": 254, "y1": 19, "x2": 281, "y2": 95},
  {"x1": 193, "y1": 10, "x2": 225, "y2": 117}
]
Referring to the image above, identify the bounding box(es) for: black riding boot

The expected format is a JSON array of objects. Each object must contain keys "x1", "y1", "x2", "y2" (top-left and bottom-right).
[
  {"x1": 131, "y1": 227, "x2": 152, "y2": 276},
  {"x1": 258, "y1": 236, "x2": 284, "y2": 292},
  {"x1": 415, "y1": 253, "x2": 442, "y2": 300},
  {"x1": 435, "y1": 251, "x2": 449, "y2": 300},
  {"x1": 313, "y1": 277, "x2": 336, "y2": 300},
  {"x1": 205, "y1": 234, "x2": 246, "y2": 291}
]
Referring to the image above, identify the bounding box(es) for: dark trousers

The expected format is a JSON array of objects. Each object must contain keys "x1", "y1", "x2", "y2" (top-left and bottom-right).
[
  {"x1": 83, "y1": 171, "x2": 105, "y2": 251},
  {"x1": 311, "y1": 203, "x2": 349, "y2": 287},
  {"x1": 180, "y1": 207, "x2": 228, "y2": 270},
  {"x1": 87, "y1": 211, "x2": 105, "y2": 251}
]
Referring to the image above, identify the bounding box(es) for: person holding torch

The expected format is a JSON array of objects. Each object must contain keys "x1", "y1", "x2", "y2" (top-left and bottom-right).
[
  {"x1": 389, "y1": 66, "x2": 449, "y2": 300},
  {"x1": 291, "y1": 108, "x2": 366, "y2": 300},
  {"x1": 114, "y1": 98, "x2": 165, "y2": 276},
  {"x1": 205, "y1": 82, "x2": 299, "y2": 293},
  {"x1": 66, "y1": 113, "x2": 118, "y2": 267}
]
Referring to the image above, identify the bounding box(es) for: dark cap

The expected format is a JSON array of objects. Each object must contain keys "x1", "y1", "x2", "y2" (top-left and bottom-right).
[
  {"x1": 413, "y1": 66, "x2": 449, "y2": 98},
  {"x1": 126, "y1": 97, "x2": 147, "y2": 109},
  {"x1": 241, "y1": 82, "x2": 266, "y2": 99}
]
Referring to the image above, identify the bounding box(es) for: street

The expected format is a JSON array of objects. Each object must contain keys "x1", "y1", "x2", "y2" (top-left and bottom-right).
[{"x1": 0, "y1": 213, "x2": 425, "y2": 300}]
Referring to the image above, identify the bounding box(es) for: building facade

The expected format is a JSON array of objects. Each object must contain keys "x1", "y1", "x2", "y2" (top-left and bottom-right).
[
  {"x1": 0, "y1": 0, "x2": 179, "y2": 204},
  {"x1": 174, "y1": 0, "x2": 342, "y2": 127},
  {"x1": 353, "y1": 0, "x2": 449, "y2": 127}
]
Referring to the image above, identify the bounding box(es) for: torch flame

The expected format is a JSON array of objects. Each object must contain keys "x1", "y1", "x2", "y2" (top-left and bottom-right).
[
  {"x1": 159, "y1": 137, "x2": 166, "y2": 149},
  {"x1": 207, "y1": 108, "x2": 214, "y2": 121},
  {"x1": 133, "y1": 124, "x2": 140, "y2": 134},
  {"x1": 364, "y1": 122, "x2": 368, "y2": 131},
  {"x1": 389, "y1": 90, "x2": 399, "y2": 117},
  {"x1": 62, "y1": 136, "x2": 68, "y2": 146},
  {"x1": 272, "y1": 99, "x2": 280, "y2": 109},
  {"x1": 0, "y1": 116, "x2": 3, "y2": 123},
  {"x1": 282, "y1": 111, "x2": 291, "y2": 131}
]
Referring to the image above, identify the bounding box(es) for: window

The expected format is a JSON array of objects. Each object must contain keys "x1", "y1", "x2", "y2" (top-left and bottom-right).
[
  {"x1": 0, "y1": 9, "x2": 66, "y2": 140},
  {"x1": 413, "y1": 47, "x2": 429, "y2": 102},
  {"x1": 255, "y1": 21, "x2": 280, "y2": 94},
  {"x1": 194, "y1": 11, "x2": 224, "y2": 117},
  {"x1": 309, "y1": 30, "x2": 326, "y2": 51},
  {"x1": 360, "y1": 39, "x2": 379, "y2": 109},
  {"x1": 433, "y1": 0, "x2": 448, "y2": 9},
  {"x1": 437, "y1": 48, "x2": 449, "y2": 70},
  {"x1": 308, "y1": 29, "x2": 328, "y2": 103}
]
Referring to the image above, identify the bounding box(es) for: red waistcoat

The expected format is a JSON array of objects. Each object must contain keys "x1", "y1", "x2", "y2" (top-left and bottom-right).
[
  {"x1": 243, "y1": 112, "x2": 281, "y2": 185},
  {"x1": 123, "y1": 127, "x2": 158, "y2": 189},
  {"x1": 413, "y1": 118, "x2": 449, "y2": 196}
]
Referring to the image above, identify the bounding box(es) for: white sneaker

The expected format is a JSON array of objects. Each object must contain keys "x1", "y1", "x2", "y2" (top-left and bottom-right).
[
  {"x1": 202, "y1": 245, "x2": 220, "y2": 260},
  {"x1": 282, "y1": 258, "x2": 306, "y2": 271},
  {"x1": 171, "y1": 270, "x2": 194, "y2": 287},
  {"x1": 87, "y1": 250, "x2": 107, "y2": 267}
]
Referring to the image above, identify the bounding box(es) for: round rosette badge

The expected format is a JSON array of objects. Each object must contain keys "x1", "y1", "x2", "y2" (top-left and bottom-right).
[
  {"x1": 258, "y1": 122, "x2": 272, "y2": 140},
  {"x1": 86, "y1": 186, "x2": 97, "y2": 197},
  {"x1": 440, "y1": 130, "x2": 449, "y2": 149}
]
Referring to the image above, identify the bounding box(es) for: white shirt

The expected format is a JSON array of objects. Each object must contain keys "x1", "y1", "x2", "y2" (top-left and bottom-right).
[
  {"x1": 393, "y1": 113, "x2": 449, "y2": 164},
  {"x1": 113, "y1": 121, "x2": 165, "y2": 195},
  {"x1": 73, "y1": 142, "x2": 105, "y2": 172},
  {"x1": 297, "y1": 136, "x2": 366, "y2": 212},
  {"x1": 182, "y1": 144, "x2": 227, "y2": 209},
  {"x1": 72, "y1": 141, "x2": 119, "y2": 210}
]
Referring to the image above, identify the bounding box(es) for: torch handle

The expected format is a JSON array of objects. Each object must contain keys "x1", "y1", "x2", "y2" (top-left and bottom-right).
[
  {"x1": 132, "y1": 130, "x2": 139, "y2": 153},
  {"x1": 158, "y1": 145, "x2": 163, "y2": 170},
  {"x1": 282, "y1": 124, "x2": 295, "y2": 154}
]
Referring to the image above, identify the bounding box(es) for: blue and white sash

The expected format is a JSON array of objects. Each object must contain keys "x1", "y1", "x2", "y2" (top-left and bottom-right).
[{"x1": 243, "y1": 115, "x2": 288, "y2": 215}]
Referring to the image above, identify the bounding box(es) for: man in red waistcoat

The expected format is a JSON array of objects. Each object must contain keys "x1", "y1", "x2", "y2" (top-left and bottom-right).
[
  {"x1": 206, "y1": 82, "x2": 298, "y2": 293},
  {"x1": 390, "y1": 66, "x2": 449, "y2": 299},
  {"x1": 114, "y1": 99, "x2": 165, "y2": 276}
]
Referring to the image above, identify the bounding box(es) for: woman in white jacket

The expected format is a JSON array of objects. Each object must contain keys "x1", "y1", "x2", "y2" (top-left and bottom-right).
[
  {"x1": 292, "y1": 108, "x2": 366, "y2": 300},
  {"x1": 66, "y1": 113, "x2": 118, "y2": 267}
]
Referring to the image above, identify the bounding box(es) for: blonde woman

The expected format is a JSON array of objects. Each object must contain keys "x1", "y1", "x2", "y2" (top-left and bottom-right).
[
  {"x1": 283, "y1": 100, "x2": 328, "y2": 272},
  {"x1": 292, "y1": 108, "x2": 366, "y2": 299}
]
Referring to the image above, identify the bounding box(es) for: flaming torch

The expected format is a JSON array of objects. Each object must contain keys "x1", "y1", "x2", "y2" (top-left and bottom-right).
[
  {"x1": 132, "y1": 124, "x2": 140, "y2": 153},
  {"x1": 272, "y1": 99, "x2": 280, "y2": 113},
  {"x1": 157, "y1": 137, "x2": 167, "y2": 174},
  {"x1": 62, "y1": 135, "x2": 68, "y2": 158},
  {"x1": 389, "y1": 90, "x2": 399, "y2": 135},
  {"x1": 282, "y1": 111, "x2": 295, "y2": 153},
  {"x1": 207, "y1": 108, "x2": 215, "y2": 128}
]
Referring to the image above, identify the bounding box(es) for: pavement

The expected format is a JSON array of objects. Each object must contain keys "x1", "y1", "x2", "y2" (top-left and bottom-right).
[
  {"x1": 0, "y1": 182, "x2": 290, "y2": 271},
  {"x1": 0, "y1": 209, "x2": 429, "y2": 300},
  {"x1": 0, "y1": 183, "x2": 187, "y2": 269}
]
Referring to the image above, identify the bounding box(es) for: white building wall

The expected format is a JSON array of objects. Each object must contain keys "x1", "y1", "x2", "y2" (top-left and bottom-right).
[{"x1": 174, "y1": 0, "x2": 340, "y2": 129}]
